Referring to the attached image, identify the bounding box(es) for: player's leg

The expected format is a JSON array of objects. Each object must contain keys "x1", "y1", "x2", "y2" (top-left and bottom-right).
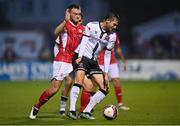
[
  {"x1": 66, "y1": 53, "x2": 85, "y2": 119},
  {"x1": 112, "y1": 78, "x2": 129, "y2": 110},
  {"x1": 108, "y1": 64, "x2": 123, "y2": 105},
  {"x1": 109, "y1": 63, "x2": 130, "y2": 110},
  {"x1": 29, "y1": 61, "x2": 72, "y2": 119},
  {"x1": 112, "y1": 78, "x2": 123, "y2": 105},
  {"x1": 59, "y1": 75, "x2": 73, "y2": 116},
  {"x1": 80, "y1": 76, "x2": 96, "y2": 114},
  {"x1": 68, "y1": 69, "x2": 85, "y2": 119},
  {"x1": 82, "y1": 73, "x2": 108, "y2": 119},
  {"x1": 29, "y1": 79, "x2": 62, "y2": 119}
]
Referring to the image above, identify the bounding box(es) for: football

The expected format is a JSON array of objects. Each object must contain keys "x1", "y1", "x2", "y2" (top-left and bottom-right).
[{"x1": 103, "y1": 104, "x2": 118, "y2": 120}]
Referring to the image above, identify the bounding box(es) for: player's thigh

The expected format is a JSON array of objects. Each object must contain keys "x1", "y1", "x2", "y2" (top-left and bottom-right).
[
  {"x1": 109, "y1": 63, "x2": 120, "y2": 78},
  {"x1": 65, "y1": 75, "x2": 73, "y2": 86},
  {"x1": 83, "y1": 76, "x2": 96, "y2": 92},
  {"x1": 91, "y1": 74, "x2": 105, "y2": 90},
  {"x1": 53, "y1": 61, "x2": 73, "y2": 81},
  {"x1": 74, "y1": 70, "x2": 85, "y2": 85}
]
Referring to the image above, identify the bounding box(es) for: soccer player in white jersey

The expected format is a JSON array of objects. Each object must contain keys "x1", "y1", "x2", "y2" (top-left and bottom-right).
[
  {"x1": 79, "y1": 35, "x2": 129, "y2": 117},
  {"x1": 67, "y1": 12, "x2": 119, "y2": 120}
]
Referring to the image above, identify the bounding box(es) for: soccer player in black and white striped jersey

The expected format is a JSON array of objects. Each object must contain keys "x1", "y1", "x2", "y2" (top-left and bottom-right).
[{"x1": 68, "y1": 12, "x2": 120, "y2": 120}]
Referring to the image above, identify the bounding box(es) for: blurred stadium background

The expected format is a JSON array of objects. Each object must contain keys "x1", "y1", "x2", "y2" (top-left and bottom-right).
[{"x1": 0, "y1": 0, "x2": 180, "y2": 80}]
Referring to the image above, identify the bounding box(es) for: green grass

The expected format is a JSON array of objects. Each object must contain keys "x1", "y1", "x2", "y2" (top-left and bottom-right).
[{"x1": 0, "y1": 80, "x2": 180, "y2": 125}]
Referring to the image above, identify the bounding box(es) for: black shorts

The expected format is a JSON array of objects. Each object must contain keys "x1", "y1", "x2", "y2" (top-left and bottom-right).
[
  {"x1": 72, "y1": 53, "x2": 79, "y2": 70},
  {"x1": 77, "y1": 56, "x2": 103, "y2": 78},
  {"x1": 69, "y1": 53, "x2": 79, "y2": 79}
]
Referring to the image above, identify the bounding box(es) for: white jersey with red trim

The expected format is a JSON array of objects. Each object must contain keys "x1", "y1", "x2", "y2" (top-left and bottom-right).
[
  {"x1": 76, "y1": 21, "x2": 117, "y2": 61},
  {"x1": 98, "y1": 34, "x2": 120, "y2": 65}
]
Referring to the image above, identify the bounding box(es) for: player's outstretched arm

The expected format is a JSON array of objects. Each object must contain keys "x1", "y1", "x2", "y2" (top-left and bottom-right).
[
  {"x1": 54, "y1": 21, "x2": 66, "y2": 37},
  {"x1": 54, "y1": 9, "x2": 70, "y2": 37},
  {"x1": 116, "y1": 47, "x2": 127, "y2": 71},
  {"x1": 103, "y1": 50, "x2": 111, "y2": 90},
  {"x1": 104, "y1": 50, "x2": 111, "y2": 74}
]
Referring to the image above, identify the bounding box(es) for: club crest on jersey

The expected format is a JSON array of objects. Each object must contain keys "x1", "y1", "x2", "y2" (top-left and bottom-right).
[{"x1": 78, "y1": 29, "x2": 82, "y2": 33}]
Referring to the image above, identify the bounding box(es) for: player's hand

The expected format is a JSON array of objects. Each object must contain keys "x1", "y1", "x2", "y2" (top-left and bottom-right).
[
  {"x1": 76, "y1": 57, "x2": 82, "y2": 64},
  {"x1": 123, "y1": 63, "x2": 128, "y2": 71},
  {"x1": 103, "y1": 72, "x2": 109, "y2": 91},
  {"x1": 65, "y1": 9, "x2": 70, "y2": 21}
]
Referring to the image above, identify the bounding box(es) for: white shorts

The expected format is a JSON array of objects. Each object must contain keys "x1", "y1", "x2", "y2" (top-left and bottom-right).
[
  {"x1": 52, "y1": 61, "x2": 73, "y2": 80},
  {"x1": 99, "y1": 63, "x2": 120, "y2": 79}
]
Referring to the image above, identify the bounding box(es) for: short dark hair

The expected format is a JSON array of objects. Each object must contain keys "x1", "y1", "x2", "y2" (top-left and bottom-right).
[
  {"x1": 67, "y1": 4, "x2": 80, "y2": 11},
  {"x1": 104, "y1": 12, "x2": 120, "y2": 22}
]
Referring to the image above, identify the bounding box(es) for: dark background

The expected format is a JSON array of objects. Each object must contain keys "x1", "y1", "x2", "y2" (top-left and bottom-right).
[
  {"x1": 0, "y1": 0, "x2": 180, "y2": 60},
  {"x1": 108, "y1": 0, "x2": 180, "y2": 58}
]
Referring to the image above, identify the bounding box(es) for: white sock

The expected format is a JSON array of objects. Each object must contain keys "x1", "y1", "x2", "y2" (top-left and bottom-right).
[
  {"x1": 83, "y1": 90, "x2": 106, "y2": 113},
  {"x1": 59, "y1": 96, "x2": 68, "y2": 111},
  {"x1": 69, "y1": 85, "x2": 81, "y2": 111}
]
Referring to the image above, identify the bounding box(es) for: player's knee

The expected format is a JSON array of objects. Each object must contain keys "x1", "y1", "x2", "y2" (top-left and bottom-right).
[
  {"x1": 51, "y1": 78, "x2": 57, "y2": 82},
  {"x1": 50, "y1": 79, "x2": 61, "y2": 93},
  {"x1": 74, "y1": 83, "x2": 82, "y2": 88},
  {"x1": 48, "y1": 86, "x2": 59, "y2": 95},
  {"x1": 50, "y1": 84, "x2": 59, "y2": 92},
  {"x1": 53, "y1": 87, "x2": 59, "y2": 93},
  {"x1": 99, "y1": 88, "x2": 109, "y2": 96},
  {"x1": 75, "y1": 77, "x2": 84, "y2": 85},
  {"x1": 75, "y1": 71, "x2": 85, "y2": 83},
  {"x1": 112, "y1": 78, "x2": 120, "y2": 85},
  {"x1": 66, "y1": 81, "x2": 73, "y2": 87}
]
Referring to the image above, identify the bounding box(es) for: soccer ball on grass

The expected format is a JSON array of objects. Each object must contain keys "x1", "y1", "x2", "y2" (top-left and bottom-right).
[{"x1": 103, "y1": 104, "x2": 118, "y2": 120}]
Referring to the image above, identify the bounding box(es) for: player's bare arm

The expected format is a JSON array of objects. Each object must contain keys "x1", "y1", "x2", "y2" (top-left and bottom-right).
[
  {"x1": 103, "y1": 49, "x2": 112, "y2": 90},
  {"x1": 116, "y1": 47, "x2": 127, "y2": 71},
  {"x1": 103, "y1": 72, "x2": 109, "y2": 90},
  {"x1": 54, "y1": 9, "x2": 70, "y2": 37}
]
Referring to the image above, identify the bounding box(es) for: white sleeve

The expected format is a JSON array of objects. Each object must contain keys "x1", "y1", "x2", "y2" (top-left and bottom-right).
[
  {"x1": 105, "y1": 33, "x2": 116, "y2": 50},
  {"x1": 55, "y1": 36, "x2": 60, "y2": 44},
  {"x1": 78, "y1": 37, "x2": 87, "y2": 58},
  {"x1": 54, "y1": 43, "x2": 59, "y2": 57},
  {"x1": 78, "y1": 23, "x2": 91, "y2": 58},
  {"x1": 104, "y1": 34, "x2": 116, "y2": 73},
  {"x1": 104, "y1": 50, "x2": 111, "y2": 73},
  {"x1": 106, "y1": 41, "x2": 115, "y2": 51}
]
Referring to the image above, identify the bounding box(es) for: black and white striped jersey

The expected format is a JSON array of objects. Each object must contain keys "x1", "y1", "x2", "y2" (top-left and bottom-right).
[{"x1": 76, "y1": 21, "x2": 117, "y2": 61}]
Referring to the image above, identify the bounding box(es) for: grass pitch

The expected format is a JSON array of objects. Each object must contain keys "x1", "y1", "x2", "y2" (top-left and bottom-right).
[{"x1": 0, "y1": 80, "x2": 180, "y2": 125}]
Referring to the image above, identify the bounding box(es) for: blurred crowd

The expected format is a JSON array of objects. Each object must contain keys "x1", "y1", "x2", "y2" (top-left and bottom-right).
[
  {"x1": 0, "y1": 1, "x2": 179, "y2": 62},
  {"x1": 131, "y1": 32, "x2": 180, "y2": 59}
]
